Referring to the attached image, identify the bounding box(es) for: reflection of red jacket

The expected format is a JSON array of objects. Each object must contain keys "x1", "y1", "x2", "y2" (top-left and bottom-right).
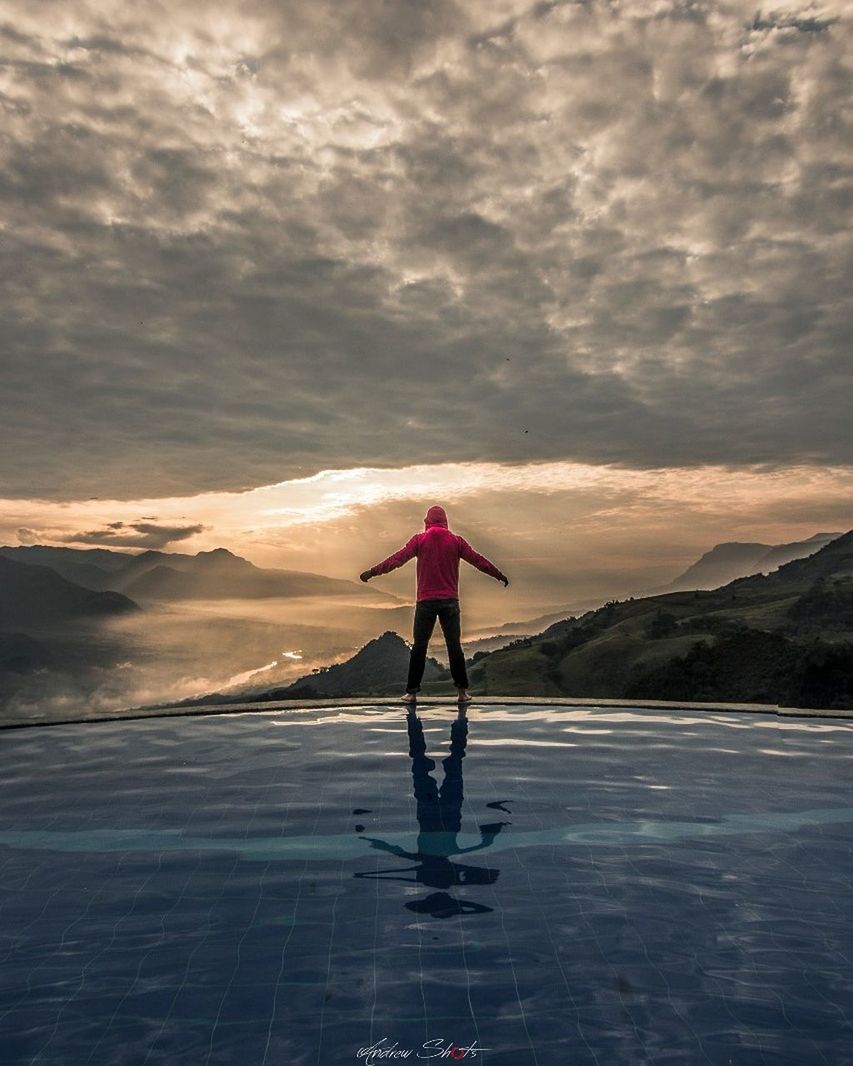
[{"x1": 367, "y1": 506, "x2": 506, "y2": 602}]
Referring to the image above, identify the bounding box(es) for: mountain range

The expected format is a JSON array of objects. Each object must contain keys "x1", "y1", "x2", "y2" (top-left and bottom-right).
[
  {"x1": 0, "y1": 545, "x2": 401, "y2": 716},
  {"x1": 465, "y1": 528, "x2": 853, "y2": 710},
  {"x1": 640, "y1": 532, "x2": 842, "y2": 595},
  {"x1": 171, "y1": 528, "x2": 853, "y2": 711},
  {"x1": 470, "y1": 533, "x2": 844, "y2": 637},
  {"x1": 0, "y1": 545, "x2": 401, "y2": 603},
  {"x1": 3, "y1": 530, "x2": 851, "y2": 716},
  {"x1": 0, "y1": 554, "x2": 139, "y2": 630}
]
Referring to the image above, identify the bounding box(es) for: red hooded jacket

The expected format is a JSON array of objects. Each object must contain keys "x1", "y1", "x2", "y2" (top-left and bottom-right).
[{"x1": 366, "y1": 506, "x2": 506, "y2": 602}]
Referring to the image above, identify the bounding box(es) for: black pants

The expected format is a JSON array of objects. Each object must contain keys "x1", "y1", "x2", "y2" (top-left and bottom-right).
[{"x1": 407, "y1": 597, "x2": 469, "y2": 693}]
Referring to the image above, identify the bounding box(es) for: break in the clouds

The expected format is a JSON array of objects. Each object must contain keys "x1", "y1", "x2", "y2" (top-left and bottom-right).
[
  {"x1": 4, "y1": 459, "x2": 851, "y2": 618},
  {"x1": 0, "y1": 0, "x2": 850, "y2": 502}
]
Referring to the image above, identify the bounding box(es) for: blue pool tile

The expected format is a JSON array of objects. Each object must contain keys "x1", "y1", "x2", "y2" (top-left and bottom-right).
[{"x1": 1, "y1": 705, "x2": 852, "y2": 1065}]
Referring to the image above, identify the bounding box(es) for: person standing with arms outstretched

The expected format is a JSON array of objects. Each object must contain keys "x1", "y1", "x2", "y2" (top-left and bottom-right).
[{"x1": 360, "y1": 505, "x2": 509, "y2": 704}]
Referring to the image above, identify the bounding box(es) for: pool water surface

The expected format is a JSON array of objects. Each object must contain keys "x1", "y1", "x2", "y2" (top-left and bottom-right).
[{"x1": 1, "y1": 704, "x2": 851, "y2": 1065}]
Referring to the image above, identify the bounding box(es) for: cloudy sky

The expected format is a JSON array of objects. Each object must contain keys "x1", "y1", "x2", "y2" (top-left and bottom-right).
[{"x1": 1, "y1": 0, "x2": 850, "y2": 619}]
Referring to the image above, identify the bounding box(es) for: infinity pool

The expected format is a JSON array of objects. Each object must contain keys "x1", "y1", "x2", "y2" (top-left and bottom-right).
[{"x1": 1, "y1": 704, "x2": 852, "y2": 1065}]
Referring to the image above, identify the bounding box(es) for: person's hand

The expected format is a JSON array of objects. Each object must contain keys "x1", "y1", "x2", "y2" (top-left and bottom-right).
[
  {"x1": 479, "y1": 821, "x2": 511, "y2": 834},
  {"x1": 359, "y1": 570, "x2": 372, "y2": 583},
  {"x1": 500, "y1": 575, "x2": 509, "y2": 587}
]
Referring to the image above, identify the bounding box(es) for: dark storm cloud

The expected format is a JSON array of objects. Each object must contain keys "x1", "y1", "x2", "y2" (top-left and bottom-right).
[
  {"x1": 46, "y1": 521, "x2": 206, "y2": 549},
  {"x1": 0, "y1": 0, "x2": 850, "y2": 501},
  {"x1": 749, "y1": 11, "x2": 838, "y2": 33}
]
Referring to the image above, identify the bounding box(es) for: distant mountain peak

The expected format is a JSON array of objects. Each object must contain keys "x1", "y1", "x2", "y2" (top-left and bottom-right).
[
  {"x1": 192, "y1": 547, "x2": 257, "y2": 571},
  {"x1": 344, "y1": 630, "x2": 410, "y2": 664},
  {"x1": 804, "y1": 531, "x2": 841, "y2": 542},
  {"x1": 700, "y1": 541, "x2": 770, "y2": 556},
  {"x1": 373, "y1": 630, "x2": 407, "y2": 645},
  {"x1": 646, "y1": 530, "x2": 845, "y2": 595}
]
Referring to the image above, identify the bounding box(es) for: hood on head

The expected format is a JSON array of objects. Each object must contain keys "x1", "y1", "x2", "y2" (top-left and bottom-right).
[{"x1": 424, "y1": 505, "x2": 448, "y2": 528}]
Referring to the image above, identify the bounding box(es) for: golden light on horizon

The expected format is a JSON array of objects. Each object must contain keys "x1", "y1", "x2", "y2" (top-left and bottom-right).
[{"x1": 2, "y1": 460, "x2": 849, "y2": 600}]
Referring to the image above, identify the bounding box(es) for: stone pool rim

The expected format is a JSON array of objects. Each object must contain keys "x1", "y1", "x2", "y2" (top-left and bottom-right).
[{"x1": 1, "y1": 694, "x2": 851, "y2": 731}]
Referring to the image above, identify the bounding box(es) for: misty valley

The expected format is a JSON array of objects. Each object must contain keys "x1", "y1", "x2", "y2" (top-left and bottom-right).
[
  {"x1": 2, "y1": 530, "x2": 852, "y2": 723},
  {"x1": 0, "y1": 546, "x2": 412, "y2": 720}
]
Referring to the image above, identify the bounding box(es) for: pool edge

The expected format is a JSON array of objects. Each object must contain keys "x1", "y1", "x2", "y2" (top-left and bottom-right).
[{"x1": 2, "y1": 694, "x2": 851, "y2": 730}]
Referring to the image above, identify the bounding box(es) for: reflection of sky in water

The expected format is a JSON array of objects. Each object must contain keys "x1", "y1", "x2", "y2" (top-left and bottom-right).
[
  {"x1": 1, "y1": 705, "x2": 852, "y2": 1065},
  {"x1": 4, "y1": 808, "x2": 853, "y2": 860}
]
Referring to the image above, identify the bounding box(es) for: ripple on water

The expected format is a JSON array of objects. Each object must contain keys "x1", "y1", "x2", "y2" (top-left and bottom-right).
[{"x1": 0, "y1": 704, "x2": 851, "y2": 1066}]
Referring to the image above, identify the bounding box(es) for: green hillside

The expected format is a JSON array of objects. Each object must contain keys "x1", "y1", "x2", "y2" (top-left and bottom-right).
[{"x1": 466, "y1": 530, "x2": 853, "y2": 709}]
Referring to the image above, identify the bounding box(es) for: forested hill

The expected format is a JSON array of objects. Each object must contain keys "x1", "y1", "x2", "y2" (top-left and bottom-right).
[{"x1": 466, "y1": 529, "x2": 853, "y2": 710}]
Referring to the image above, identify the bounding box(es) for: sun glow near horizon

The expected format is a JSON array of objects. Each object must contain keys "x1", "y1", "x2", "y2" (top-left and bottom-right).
[{"x1": 1, "y1": 460, "x2": 850, "y2": 609}]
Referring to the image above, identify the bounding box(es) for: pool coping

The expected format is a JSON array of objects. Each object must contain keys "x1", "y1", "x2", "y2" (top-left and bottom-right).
[{"x1": 1, "y1": 694, "x2": 851, "y2": 730}]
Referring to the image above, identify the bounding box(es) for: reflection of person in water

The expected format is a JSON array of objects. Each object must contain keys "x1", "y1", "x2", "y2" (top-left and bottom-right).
[{"x1": 355, "y1": 708, "x2": 510, "y2": 918}]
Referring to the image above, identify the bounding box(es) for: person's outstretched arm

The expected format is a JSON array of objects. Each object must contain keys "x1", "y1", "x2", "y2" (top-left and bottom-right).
[
  {"x1": 360, "y1": 534, "x2": 419, "y2": 582},
  {"x1": 458, "y1": 537, "x2": 509, "y2": 586},
  {"x1": 360, "y1": 836, "x2": 418, "y2": 860},
  {"x1": 455, "y1": 820, "x2": 512, "y2": 854}
]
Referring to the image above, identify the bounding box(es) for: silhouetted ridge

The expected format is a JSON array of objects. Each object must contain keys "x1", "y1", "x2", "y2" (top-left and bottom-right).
[
  {"x1": 0, "y1": 545, "x2": 138, "y2": 590},
  {"x1": 748, "y1": 528, "x2": 853, "y2": 586},
  {"x1": 646, "y1": 531, "x2": 843, "y2": 594},
  {"x1": 0, "y1": 555, "x2": 140, "y2": 629},
  {"x1": 0, "y1": 544, "x2": 397, "y2": 603},
  {"x1": 463, "y1": 527, "x2": 853, "y2": 710}
]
